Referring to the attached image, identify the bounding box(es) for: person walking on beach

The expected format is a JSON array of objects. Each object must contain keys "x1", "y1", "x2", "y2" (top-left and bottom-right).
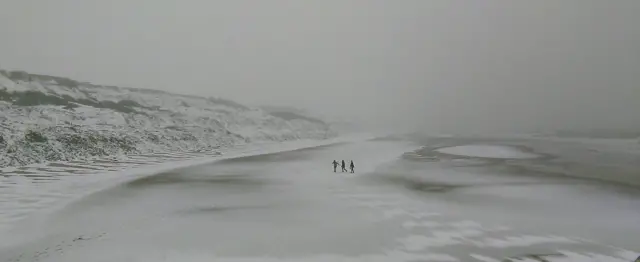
[
  {"x1": 332, "y1": 160, "x2": 339, "y2": 172},
  {"x1": 341, "y1": 160, "x2": 347, "y2": 172},
  {"x1": 350, "y1": 160, "x2": 355, "y2": 173}
]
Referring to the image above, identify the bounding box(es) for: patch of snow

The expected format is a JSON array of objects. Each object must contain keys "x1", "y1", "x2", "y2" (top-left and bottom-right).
[
  {"x1": 44, "y1": 84, "x2": 87, "y2": 100},
  {"x1": 0, "y1": 74, "x2": 27, "y2": 92},
  {"x1": 435, "y1": 145, "x2": 539, "y2": 159},
  {"x1": 25, "y1": 80, "x2": 50, "y2": 93}
]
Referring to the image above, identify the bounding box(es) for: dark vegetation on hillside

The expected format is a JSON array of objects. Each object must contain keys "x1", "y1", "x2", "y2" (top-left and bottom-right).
[
  {"x1": 3, "y1": 70, "x2": 80, "y2": 88},
  {"x1": 0, "y1": 70, "x2": 253, "y2": 113},
  {"x1": 0, "y1": 88, "x2": 146, "y2": 114},
  {"x1": 268, "y1": 111, "x2": 326, "y2": 125},
  {"x1": 208, "y1": 97, "x2": 250, "y2": 110},
  {"x1": 24, "y1": 130, "x2": 48, "y2": 143}
]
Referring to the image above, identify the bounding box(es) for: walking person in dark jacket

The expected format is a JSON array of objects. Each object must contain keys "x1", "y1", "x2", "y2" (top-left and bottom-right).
[
  {"x1": 332, "y1": 160, "x2": 339, "y2": 172},
  {"x1": 341, "y1": 160, "x2": 347, "y2": 172},
  {"x1": 350, "y1": 160, "x2": 355, "y2": 173}
]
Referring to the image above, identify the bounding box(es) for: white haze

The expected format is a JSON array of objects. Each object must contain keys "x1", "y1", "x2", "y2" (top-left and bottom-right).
[{"x1": 1, "y1": 0, "x2": 639, "y2": 134}]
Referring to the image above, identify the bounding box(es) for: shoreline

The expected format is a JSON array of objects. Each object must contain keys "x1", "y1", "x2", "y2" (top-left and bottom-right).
[{"x1": 408, "y1": 136, "x2": 640, "y2": 188}]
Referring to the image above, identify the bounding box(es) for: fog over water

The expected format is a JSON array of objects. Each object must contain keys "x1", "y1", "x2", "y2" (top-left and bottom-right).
[{"x1": 1, "y1": 1, "x2": 639, "y2": 134}]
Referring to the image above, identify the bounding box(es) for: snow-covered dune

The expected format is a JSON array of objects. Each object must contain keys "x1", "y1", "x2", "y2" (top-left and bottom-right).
[{"x1": 0, "y1": 70, "x2": 336, "y2": 167}]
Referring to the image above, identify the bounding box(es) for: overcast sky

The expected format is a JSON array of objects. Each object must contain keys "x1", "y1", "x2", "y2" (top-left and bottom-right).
[{"x1": 1, "y1": 1, "x2": 639, "y2": 134}]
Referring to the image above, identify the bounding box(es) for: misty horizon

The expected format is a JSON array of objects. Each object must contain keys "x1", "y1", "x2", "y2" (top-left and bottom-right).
[{"x1": 2, "y1": 0, "x2": 639, "y2": 134}]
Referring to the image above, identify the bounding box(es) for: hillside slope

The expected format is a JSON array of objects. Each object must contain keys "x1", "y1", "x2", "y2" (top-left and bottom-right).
[{"x1": 0, "y1": 70, "x2": 335, "y2": 167}]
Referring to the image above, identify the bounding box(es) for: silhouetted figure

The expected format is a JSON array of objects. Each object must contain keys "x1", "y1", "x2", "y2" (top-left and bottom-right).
[
  {"x1": 332, "y1": 160, "x2": 339, "y2": 172},
  {"x1": 341, "y1": 160, "x2": 347, "y2": 172},
  {"x1": 350, "y1": 160, "x2": 355, "y2": 173}
]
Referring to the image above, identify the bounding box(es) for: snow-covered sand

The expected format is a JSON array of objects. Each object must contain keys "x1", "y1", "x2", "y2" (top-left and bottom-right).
[
  {"x1": 0, "y1": 133, "x2": 374, "y2": 235},
  {"x1": 435, "y1": 145, "x2": 540, "y2": 159},
  {"x1": 1, "y1": 138, "x2": 637, "y2": 262}
]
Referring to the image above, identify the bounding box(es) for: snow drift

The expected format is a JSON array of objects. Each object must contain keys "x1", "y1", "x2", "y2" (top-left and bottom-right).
[{"x1": 0, "y1": 70, "x2": 336, "y2": 167}]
